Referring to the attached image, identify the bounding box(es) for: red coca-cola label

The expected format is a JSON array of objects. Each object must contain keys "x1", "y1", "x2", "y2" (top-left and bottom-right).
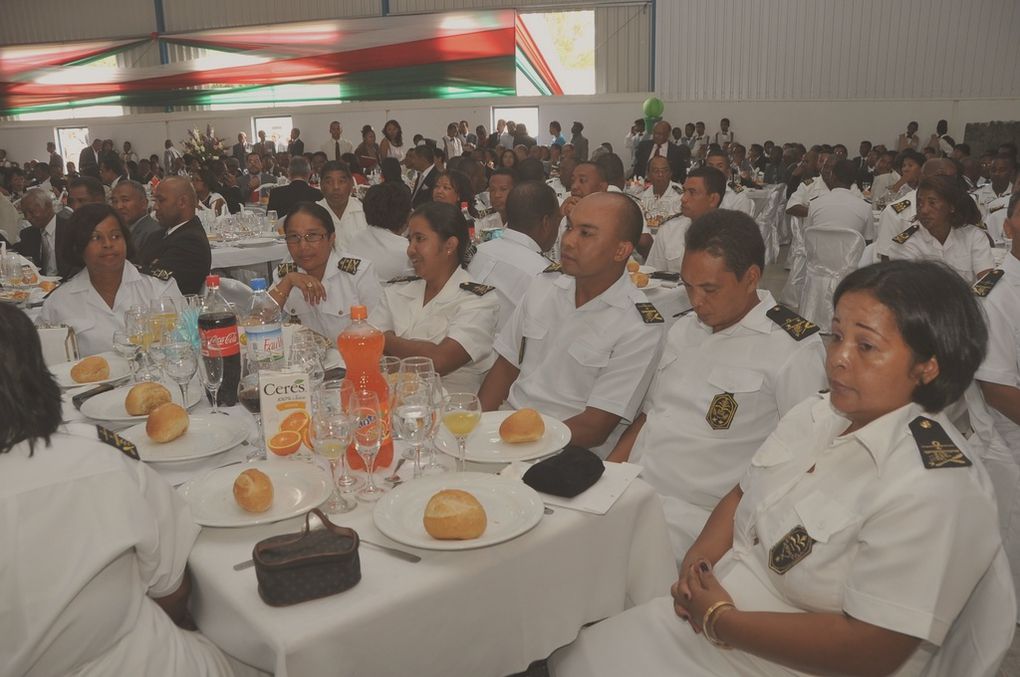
[{"x1": 200, "y1": 326, "x2": 240, "y2": 357}]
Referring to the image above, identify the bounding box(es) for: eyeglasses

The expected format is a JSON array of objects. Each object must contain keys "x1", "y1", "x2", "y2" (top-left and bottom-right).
[{"x1": 284, "y1": 232, "x2": 329, "y2": 244}]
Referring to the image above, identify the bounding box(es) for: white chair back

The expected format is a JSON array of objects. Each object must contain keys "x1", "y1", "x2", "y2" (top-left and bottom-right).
[
  {"x1": 217, "y1": 277, "x2": 254, "y2": 313},
  {"x1": 37, "y1": 325, "x2": 78, "y2": 367},
  {"x1": 857, "y1": 242, "x2": 878, "y2": 268},
  {"x1": 799, "y1": 227, "x2": 865, "y2": 328},
  {"x1": 779, "y1": 215, "x2": 806, "y2": 308},
  {"x1": 755, "y1": 184, "x2": 785, "y2": 265},
  {"x1": 986, "y1": 208, "x2": 1008, "y2": 247}
]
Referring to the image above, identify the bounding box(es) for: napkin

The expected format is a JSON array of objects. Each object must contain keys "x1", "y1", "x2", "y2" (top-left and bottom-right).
[{"x1": 502, "y1": 459, "x2": 644, "y2": 515}]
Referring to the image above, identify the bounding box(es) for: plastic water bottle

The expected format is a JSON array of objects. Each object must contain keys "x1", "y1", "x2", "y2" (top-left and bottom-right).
[
  {"x1": 198, "y1": 275, "x2": 240, "y2": 406},
  {"x1": 241, "y1": 278, "x2": 284, "y2": 363}
]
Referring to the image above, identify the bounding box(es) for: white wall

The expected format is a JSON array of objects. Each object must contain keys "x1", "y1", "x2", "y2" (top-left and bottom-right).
[{"x1": 3, "y1": 94, "x2": 1018, "y2": 167}]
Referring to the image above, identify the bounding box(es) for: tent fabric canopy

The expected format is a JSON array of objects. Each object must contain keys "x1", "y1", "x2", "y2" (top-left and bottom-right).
[{"x1": 0, "y1": 10, "x2": 562, "y2": 115}]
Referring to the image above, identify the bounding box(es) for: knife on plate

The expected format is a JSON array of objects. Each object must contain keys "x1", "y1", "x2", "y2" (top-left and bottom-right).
[{"x1": 72, "y1": 383, "x2": 117, "y2": 410}]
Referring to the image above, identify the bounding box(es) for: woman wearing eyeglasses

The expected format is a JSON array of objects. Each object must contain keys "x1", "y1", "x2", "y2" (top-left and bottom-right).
[{"x1": 269, "y1": 201, "x2": 383, "y2": 341}]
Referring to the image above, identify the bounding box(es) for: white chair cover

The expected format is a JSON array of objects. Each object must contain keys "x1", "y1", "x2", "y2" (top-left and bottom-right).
[
  {"x1": 36, "y1": 325, "x2": 78, "y2": 366},
  {"x1": 779, "y1": 215, "x2": 806, "y2": 307},
  {"x1": 754, "y1": 184, "x2": 785, "y2": 265},
  {"x1": 799, "y1": 227, "x2": 865, "y2": 328},
  {"x1": 858, "y1": 242, "x2": 878, "y2": 268},
  {"x1": 986, "y1": 208, "x2": 1008, "y2": 247},
  {"x1": 216, "y1": 277, "x2": 253, "y2": 312}
]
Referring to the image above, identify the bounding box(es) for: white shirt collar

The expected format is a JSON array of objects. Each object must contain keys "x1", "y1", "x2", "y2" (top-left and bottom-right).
[
  {"x1": 165, "y1": 220, "x2": 189, "y2": 237},
  {"x1": 813, "y1": 396, "x2": 922, "y2": 475},
  {"x1": 554, "y1": 270, "x2": 634, "y2": 311},
  {"x1": 499, "y1": 228, "x2": 541, "y2": 253},
  {"x1": 43, "y1": 214, "x2": 56, "y2": 238}
]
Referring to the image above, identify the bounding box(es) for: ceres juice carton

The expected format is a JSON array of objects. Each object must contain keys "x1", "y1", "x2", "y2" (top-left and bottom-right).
[{"x1": 259, "y1": 368, "x2": 312, "y2": 458}]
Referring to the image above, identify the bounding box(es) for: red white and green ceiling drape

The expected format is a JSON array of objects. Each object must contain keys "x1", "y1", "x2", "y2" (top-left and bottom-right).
[{"x1": 0, "y1": 10, "x2": 562, "y2": 116}]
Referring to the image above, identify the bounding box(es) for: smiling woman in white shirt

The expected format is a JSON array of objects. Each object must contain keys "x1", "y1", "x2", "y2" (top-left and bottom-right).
[
  {"x1": 370, "y1": 201, "x2": 498, "y2": 394},
  {"x1": 38, "y1": 203, "x2": 183, "y2": 356}
]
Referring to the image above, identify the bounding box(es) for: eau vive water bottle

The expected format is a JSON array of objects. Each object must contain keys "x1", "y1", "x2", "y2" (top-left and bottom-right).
[
  {"x1": 337, "y1": 305, "x2": 394, "y2": 470},
  {"x1": 240, "y1": 277, "x2": 284, "y2": 363}
]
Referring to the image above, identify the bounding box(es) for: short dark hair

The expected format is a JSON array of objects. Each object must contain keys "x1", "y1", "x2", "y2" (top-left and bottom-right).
[
  {"x1": 595, "y1": 153, "x2": 625, "y2": 186},
  {"x1": 284, "y1": 201, "x2": 335, "y2": 235},
  {"x1": 686, "y1": 166, "x2": 727, "y2": 200},
  {"x1": 834, "y1": 260, "x2": 986, "y2": 411},
  {"x1": 490, "y1": 167, "x2": 518, "y2": 183},
  {"x1": 550, "y1": 121, "x2": 561, "y2": 132},
  {"x1": 320, "y1": 160, "x2": 352, "y2": 183},
  {"x1": 954, "y1": 143, "x2": 971, "y2": 156},
  {"x1": 517, "y1": 158, "x2": 546, "y2": 182},
  {"x1": 685, "y1": 209, "x2": 764, "y2": 279},
  {"x1": 67, "y1": 203, "x2": 134, "y2": 270},
  {"x1": 411, "y1": 201, "x2": 471, "y2": 267},
  {"x1": 436, "y1": 169, "x2": 474, "y2": 206},
  {"x1": 99, "y1": 151, "x2": 123, "y2": 175},
  {"x1": 575, "y1": 160, "x2": 607, "y2": 183},
  {"x1": 916, "y1": 175, "x2": 981, "y2": 228},
  {"x1": 0, "y1": 304, "x2": 62, "y2": 454},
  {"x1": 831, "y1": 159, "x2": 858, "y2": 187},
  {"x1": 68, "y1": 175, "x2": 105, "y2": 201},
  {"x1": 895, "y1": 149, "x2": 926, "y2": 172},
  {"x1": 340, "y1": 154, "x2": 361, "y2": 174},
  {"x1": 364, "y1": 182, "x2": 411, "y2": 234},
  {"x1": 506, "y1": 181, "x2": 558, "y2": 235}
]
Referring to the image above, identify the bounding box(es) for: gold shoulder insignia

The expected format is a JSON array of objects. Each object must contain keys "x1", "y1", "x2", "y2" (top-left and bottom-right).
[
  {"x1": 337, "y1": 257, "x2": 361, "y2": 275},
  {"x1": 973, "y1": 269, "x2": 1004, "y2": 298},
  {"x1": 635, "y1": 301, "x2": 664, "y2": 324},
  {"x1": 890, "y1": 198, "x2": 911, "y2": 214},
  {"x1": 989, "y1": 204, "x2": 1006, "y2": 214},
  {"x1": 909, "y1": 416, "x2": 971, "y2": 469},
  {"x1": 706, "y1": 393, "x2": 738, "y2": 430},
  {"x1": 976, "y1": 221, "x2": 988, "y2": 231},
  {"x1": 731, "y1": 183, "x2": 745, "y2": 193},
  {"x1": 276, "y1": 262, "x2": 298, "y2": 278},
  {"x1": 769, "y1": 525, "x2": 815, "y2": 574},
  {"x1": 892, "y1": 224, "x2": 919, "y2": 244},
  {"x1": 386, "y1": 275, "x2": 421, "y2": 284},
  {"x1": 766, "y1": 304, "x2": 820, "y2": 341},
  {"x1": 543, "y1": 261, "x2": 562, "y2": 273},
  {"x1": 146, "y1": 267, "x2": 172, "y2": 282},
  {"x1": 802, "y1": 177, "x2": 814, "y2": 186},
  {"x1": 96, "y1": 425, "x2": 139, "y2": 460},
  {"x1": 459, "y1": 281, "x2": 496, "y2": 296}
]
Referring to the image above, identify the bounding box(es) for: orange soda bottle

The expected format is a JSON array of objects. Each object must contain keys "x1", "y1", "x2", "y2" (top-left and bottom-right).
[{"x1": 337, "y1": 305, "x2": 393, "y2": 469}]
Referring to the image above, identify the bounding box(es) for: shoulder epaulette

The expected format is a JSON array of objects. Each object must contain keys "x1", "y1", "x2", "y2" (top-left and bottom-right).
[
  {"x1": 973, "y1": 269, "x2": 1004, "y2": 297},
  {"x1": 976, "y1": 221, "x2": 988, "y2": 231},
  {"x1": 543, "y1": 261, "x2": 562, "y2": 273},
  {"x1": 989, "y1": 204, "x2": 1006, "y2": 214},
  {"x1": 802, "y1": 177, "x2": 814, "y2": 186},
  {"x1": 337, "y1": 257, "x2": 361, "y2": 275},
  {"x1": 909, "y1": 416, "x2": 971, "y2": 469},
  {"x1": 892, "y1": 224, "x2": 919, "y2": 244},
  {"x1": 730, "y1": 183, "x2": 744, "y2": 193},
  {"x1": 96, "y1": 425, "x2": 139, "y2": 460},
  {"x1": 671, "y1": 184, "x2": 684, "y2": 195},
  {"x1": 459, "y1": 281, "x2": 495, "y2": 296},
  {"x1": 386, "y1": 275, "x2": 420, "y2": 284},
  {"x1": 276, "y1": 262, "x2": 297, "y2": 278},
  {"x1": 890, "y1": 198, "x2": 911, "y2": 214},
  {"x1": 766, "y1": 304, "x2": 820, "y2": 341},
  {"x1": 634, "y1": 301, "x2": 664, "y2": 324},
  {"x1": 144, "y1": 266, "x2": 172, "y2": 281}
]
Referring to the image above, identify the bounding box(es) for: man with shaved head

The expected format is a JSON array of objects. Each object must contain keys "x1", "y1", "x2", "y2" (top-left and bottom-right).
[
  {"x1": 138, "y1": 175, "x2": 210, "y2": 294},
  {"x1": 479, "y1": 191, "x2": 666, "y2": 458},
  {"x1": 632, "y1": 120, "x2": 686, "y2": 180},
  {"x1": 14, "y1": 188, "x2": 73, "y2": 277},
  {"x1": 111, "y1": 180, "x2": 161, "y2": 259},
  {"x1": 875, "y1": 157, "x2": 959, "y2": 260}
]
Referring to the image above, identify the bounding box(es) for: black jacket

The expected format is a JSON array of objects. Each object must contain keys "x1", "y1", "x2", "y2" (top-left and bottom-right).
[
  {"x1": 632, "y1": 140, "x2": 687, "y2": 181},
  {"x1": 137, "y1": 217, "x2": 211, "y2": 295},
  {"x1": 14, "y1": 212, "x2": 74, "y2": 278},
  {"x1": 410, "y1": 165, "x2": 438, "y2": 208},
  {"x1": 267, "y1": 180, "x2": 323, "y2": 218}
]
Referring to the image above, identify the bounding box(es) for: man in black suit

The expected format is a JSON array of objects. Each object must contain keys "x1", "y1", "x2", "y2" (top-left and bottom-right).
[
  {"x1": 267, "y1": 157, "x2": 322, "y2": 218},
  {"x1": 632, "y1": 121, "x2": 686, "y2": 180},
  {"x1": 286, "y1": 128, "x2": 305, "y2": 157},
  {"x1": 14, "y1": 188, "x2": 74, "y2": 278},
  {"x1": 231, "y1": 132, "x2": 251, "y2": 162},
  {"x1": 139, "y1": 176, "x2": 211, "y2": 295},
  {"x1": 408, "y1": 147, "x2": 438, "y2": 208},
  {"x1": 78, "y1": 139, "x2": 103, "y2": 179}
]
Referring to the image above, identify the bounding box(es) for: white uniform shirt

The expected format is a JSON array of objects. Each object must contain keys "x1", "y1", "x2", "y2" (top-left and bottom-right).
[
  {"x1": 869, "y1": 170, "x2": 900, "y2": 206},
  {"x1": 441, "y1": 135, "x2": 463, "y2": 160},
  {"x1": 321, "y1": 137, "x2": 354, "y2": 159},
  {"x1": 973, "y1": 184, "x2": 1013, "y2": 221},
  {"x1": 317, "y1": 197, "x2": 368, "y2": 250},
  {"x1": 714, "y1": 130, "x2": 734, "y2": 146},
  {"x1": 975, "y1": 253, "x2": 1020, "y2": 451},
  {"x1": 721, "y1": 183, "x2": 755, "y2": 216},
  {"x1": 273, "y1": 250, "x2": 382, "y2": 341},
  {"x1": 631, "y1": 291, "x2": 827, "y2": 559},
  {"x1": 495, "y1": 271, "x2": 665, "y2": 457},
  {"x1": 39, "y1": 264, "x2": 183, "y2": 357},
  {"x1": 805, "y1": 187, "x2": 875, "y2": 240},
  {"x1": 875, "y1": 190, "x2": 917, "y2": 257},
  {"x1": 645, "y1": 215, "x2": 691, "y2": 272},
  {"x1": 888, "y1": 223, "x2": 993, "y2": 283},
  {"x1": 467, "y1": 228, "x2": 550, "y2": 332},
  {"x1": 0, "y1": 427, "x2": 235, "y2": 677},
  {"x1": 346, "y1": 226, "x2": 412, "y2": 283},
  {"x1": 370, "y1": 266, "x2": 498, "y2": 394},
  {"x1": 638, "y1": 183, "x2": 683, "y2": 221}
]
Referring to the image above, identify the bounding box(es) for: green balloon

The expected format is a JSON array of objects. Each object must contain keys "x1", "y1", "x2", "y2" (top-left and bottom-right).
[{"x1": 642, "y1": 97, "x2": 664, "y2": 118}]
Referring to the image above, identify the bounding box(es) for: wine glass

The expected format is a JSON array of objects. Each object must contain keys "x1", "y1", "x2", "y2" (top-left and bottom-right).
[
  {"x1": 149, "y1": 296, "x2": 179, "y2": 335},
  {"x1": 238, "y1": 349, "x2": 267, "y2": 461},
  {"x1": 350, "y1": 389, "x2": 386, "y2": 502},
  {"x1": 399, "y1": 356, "x2": 435, "y2": 380},
  {"x1": 442, "y1": 393, "x2": 481, "y2": 472},
  {"x1": 309, "y1": 408, "x2": 355, "y2": 513},
  {"x1": 198, "y1": 352, "x2": 224, "y2": 415},
  {"x1": 289, "y1": 335, "x2": 325, "y2": 393},
  {"x1": 317, "y1": 379, "x2": 363, "y2": 492},
  {"x1": 163, "y1": 341, "x2": 198, "y2": 407},
  {"x1": 147, "y1": 322, "x2": 172, "y2": 379},
  {"x1": 125, "y1": 306, "x2": 158, "y2": 381},
  {"x1": 392, "y1": 374, "x2": 434, "y2": 478},
  {"x1": 112, "y1": 329, "x2": 141, "y2": 382},
  {"x1": 420, "y1": 373, "x2": 451, "y2": 475}
]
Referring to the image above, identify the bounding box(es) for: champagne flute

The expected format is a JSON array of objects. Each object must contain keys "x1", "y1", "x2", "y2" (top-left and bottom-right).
[
  {"x1": 112, "y1": 329, "x2": 141, "y2": 382},
  {"x1": 317, "y1": 378, "x2": 363, "y2": 492},
  {"x1": 310, "y1": 409, "x2": 355, "y2": 513},
  {"x1": 198, "y1": 352, "x2": 224, "y2": 415},
  {"x1": 238, "y1": 350, "x2": 266, "y2": 461},
  {"x1": 392, "y1": 374, "x2": 433, "y2": 478},
  {"x1": 350, "y1": 389, "x2": 386, "y2": 502},
  {"x1": 421, "y1": 372, "x2": 451, "y2": 475},
  {"x1": 163, "y1": 341, "x2": 198, "y2": 406},
  {"x1": 442, "y1": 393, "x2": 481, "y2": 472}
]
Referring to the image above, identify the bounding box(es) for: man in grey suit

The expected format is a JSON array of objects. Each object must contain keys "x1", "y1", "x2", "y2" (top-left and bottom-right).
[{"x1": 111, "y1": 180, "x2": 161, "y2": 261}]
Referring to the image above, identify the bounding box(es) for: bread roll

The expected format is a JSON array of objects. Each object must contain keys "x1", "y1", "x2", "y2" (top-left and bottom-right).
[
  {"x1": 70, "y1": 355, "x2": 110, "y2": 383},
  {"x1": 499, "y1": 408, "x2": 545, "y2": 444},
  {"x1": 423, "y1": 489, "x2": 487, "y2": 540},
  {"x1": 626, "y1": 259, "x2": 640, "y2": 273},
  {"x1": 233, "y1": 468, "x2": 274, "y2": 513},
  {"x1": 145, "y1": 402, "x2": 189, "y2": 443},
  {"x1": 125, "y1": 382, "x2": 172, "y2": 416},
  {"x1": 630, "y1": 271, "x2": 649, "y2": 288}
]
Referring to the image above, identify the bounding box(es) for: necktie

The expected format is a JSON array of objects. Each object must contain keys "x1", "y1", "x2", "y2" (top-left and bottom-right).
[
  {"x1": 335, "y1": 141, "x2": 341, "y2": 161},
  {"x1": 42, "y1": 230, "x2": 54, "y2": 275},
  {"x1": 648, "y1": 144, "x2": 662, "y2": 173}
]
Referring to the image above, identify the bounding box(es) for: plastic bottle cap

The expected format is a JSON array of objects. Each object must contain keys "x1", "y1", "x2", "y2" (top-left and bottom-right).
[
  {"x1": 350, "y1": 305, "x2": 368, "y2": 320},
  {"x1": 250, "y1": 278, "x2": 267, "y2": 291},
  {"x1": 206, "y1": 274, "x2": 220, "y2": 286}
]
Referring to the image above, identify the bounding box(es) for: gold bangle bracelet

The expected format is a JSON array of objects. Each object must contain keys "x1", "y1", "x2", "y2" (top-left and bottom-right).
[{"x1": 703, "y1": 601, "x2": 735, "y2": 649}]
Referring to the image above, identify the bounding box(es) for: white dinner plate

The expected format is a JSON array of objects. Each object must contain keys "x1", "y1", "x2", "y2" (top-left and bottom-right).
[
  {"x1": 234, "y1": 236, "x2": 278, "y2": 248},
  {"x1": 178, "y1": 460, "x2": 331, "y2": 527},
  {"x1": 373, "y1": 472, "x2": 544, "y2": 550},
  {"x1": 80, "y1": 379, "x2": 202, "y2": 422},
  {"x1": 435, "y1": 411, "x2": 570, "y2": 464},
  {"x1": 119, "y1": 415, "x2": 249, "y2": 463},
  {"x1": 632, "y1": 265, "x2": 664, "y2": 290},
  {"x1": 50, "y1": 352, "x2": 131, "y2": 389}
]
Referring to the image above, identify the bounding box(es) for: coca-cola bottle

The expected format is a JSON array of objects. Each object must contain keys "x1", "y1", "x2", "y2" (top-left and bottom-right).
[{"x1": 198, "y1": 274, "x2": 240, "y2": 406}]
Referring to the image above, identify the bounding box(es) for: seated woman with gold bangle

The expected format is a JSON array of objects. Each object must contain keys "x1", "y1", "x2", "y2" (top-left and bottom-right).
[
  {"x1": 551, "y1": 260, "x2": 1005, "y2": 677},
  {"x1": 269, "y1": 201, "x2": 382, "y2": 341}
]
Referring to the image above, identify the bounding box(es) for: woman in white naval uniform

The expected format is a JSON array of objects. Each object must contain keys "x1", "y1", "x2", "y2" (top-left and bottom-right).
[
  {"x1": 0, "y1": 304, "x2": 263, "y2": 677},
  {"x1": 38, "y1": 203, "x2": 183, "y2": 356},
  {"x1": 888, "y1": 175, "x2": 993, "y2": 283},
  {"x1": 551, "y1": 260, "x2": 1005, "y2": 677},
  {"x1": 269, "y1": 201, "x2": 382, "y2": 342},
  {"x1": 370, "y1": 201, "x2": 498, "y2": 394}
]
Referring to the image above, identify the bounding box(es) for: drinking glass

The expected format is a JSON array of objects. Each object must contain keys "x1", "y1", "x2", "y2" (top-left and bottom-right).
[
  {"x1": 399, "y1": 356, "x2": 435, "y2": 380},
  {"x1": 421, "y1": 373, "x2": 451, "y2": 475},
  {"x1": 149, "y1": 297, "x2": 179, "y2": 335},
  {"x1": 350, "y1": 389, "x2": 386, "y2": 502},
  {"x1": 163, "y1": 341, "x2": 198, "y2": 406},
  {"x1": 125, "y1": 306, "x2": 158, "y2": 381},
  {"x1": 442, "y1": 393, "x2": 481, "y2": 472},
  {"x1": 0, "y1": 253, "x2": 22, "y2": 288},
  {"x1": 198, "y1": 352, "x2": 224, "y2": 415},
  {"x1": 238, "y1": 350, "x2": 267, "y2": 461},
  {"x1": 317, "y1": 378, "x2": 364, "y2": 492},
  {"x1": 112, "y1": 329, "x2": 142, "y2": 382},
  {"x1": 392, "y1": 375, "x2": 433, "y2": 478},
  {"x1": 147, "y1": 323, "x2": 172, "y2": 378},
  {"x1": 309, "y1": 409, "x2": 355, "y2": 513},
  {"x1": 289, "y1": 335, "x2": 325, "y2": 393}
]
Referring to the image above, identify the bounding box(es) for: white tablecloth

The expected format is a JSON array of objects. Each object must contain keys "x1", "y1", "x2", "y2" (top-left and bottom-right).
[{"x1": 211, "y1": 243, "x2": 289, "y2": 270}]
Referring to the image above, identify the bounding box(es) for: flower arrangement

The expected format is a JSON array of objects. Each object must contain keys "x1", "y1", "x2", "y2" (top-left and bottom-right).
[{"x1": 182, "y1": 125, "x2": 227, "y2": 164}]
